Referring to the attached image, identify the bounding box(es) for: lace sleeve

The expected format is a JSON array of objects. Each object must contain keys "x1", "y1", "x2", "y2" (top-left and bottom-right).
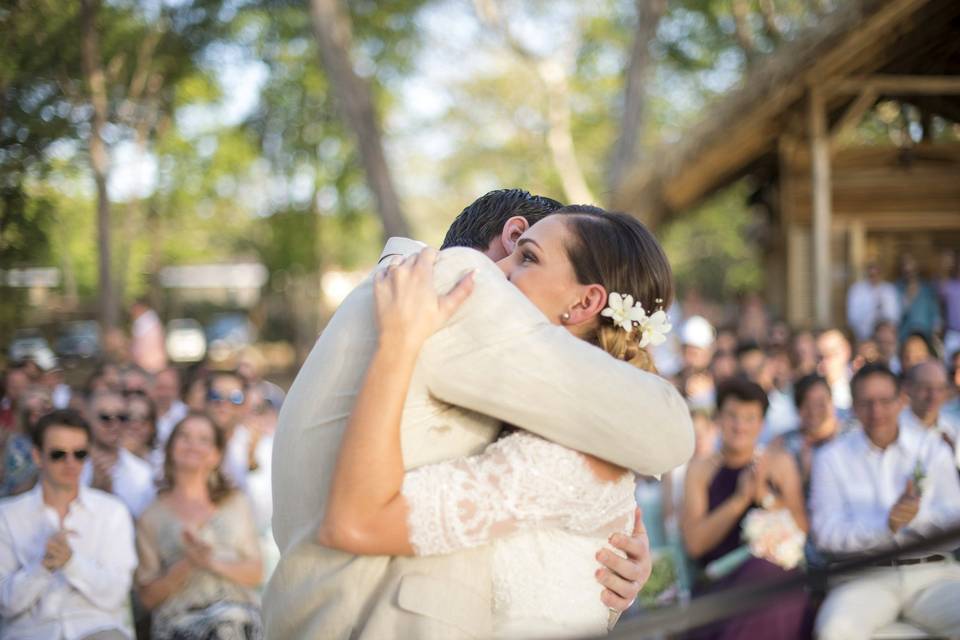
[{"x1": 402, "y1": 431, "x2": 636, "y2": 556}]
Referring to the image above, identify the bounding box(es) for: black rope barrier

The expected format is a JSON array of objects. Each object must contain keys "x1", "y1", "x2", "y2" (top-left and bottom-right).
[{"x1": 594, "y1": 524, "x2": 960, "y2": 639}]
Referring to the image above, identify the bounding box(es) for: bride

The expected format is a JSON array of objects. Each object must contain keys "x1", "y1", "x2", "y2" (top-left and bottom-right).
[{"x1": 318, "y1": 205, "x2": 676, "y2": 638}]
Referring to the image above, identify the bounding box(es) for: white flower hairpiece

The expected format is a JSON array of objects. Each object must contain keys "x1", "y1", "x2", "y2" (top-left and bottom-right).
[{"x1": 600, "y1": 292, "x2": 672, "y2": 348}]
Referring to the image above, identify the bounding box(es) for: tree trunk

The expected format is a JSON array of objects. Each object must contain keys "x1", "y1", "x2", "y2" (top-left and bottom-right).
[
  {"x1": 731, "y1": 0, "x2": 757, "y2": 66},
  {"x1": 608, "y1": 0, "x2": 666, "y2": 199},
  {"x1": 757, "y1": 0, "x2": 782, "y2": 44},
  {"x1": 309, "y1": 0, "x2": 410, "y2": 240},
  {"x1": 80, "y1": 0, "x2": 117, "y2": 330},
  {"x1": 539, "y1": 57, "x2": 596, "y2": 204}
]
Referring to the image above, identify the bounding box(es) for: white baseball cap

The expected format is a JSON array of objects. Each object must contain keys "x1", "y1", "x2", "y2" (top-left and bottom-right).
[{"x1": 681, "y1": 316, "x2": 715, "y2": 349}]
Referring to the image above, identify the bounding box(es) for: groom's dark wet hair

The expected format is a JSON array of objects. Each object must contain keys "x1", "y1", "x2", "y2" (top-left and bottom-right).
[{"x1": 440, "y1": 188, "x2": 564, "y2": 250}]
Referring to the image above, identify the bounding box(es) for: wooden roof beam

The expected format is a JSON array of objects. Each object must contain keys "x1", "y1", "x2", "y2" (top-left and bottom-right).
[{"x1": 831, "y1": 75, "x2": 960, "y2": 94}]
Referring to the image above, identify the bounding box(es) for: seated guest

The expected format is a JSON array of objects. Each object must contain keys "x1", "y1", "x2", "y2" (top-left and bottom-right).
[
  {"x1": 769, "y1": 374, "x2": 847, "y2": 496},
  {"x1": 205, "y1": 371, "x2": 254, "y2": 491},
  {"x1": 816, "y1": 329, "x2": 853, "y2": 419},
  {"x1": 121, "y1": 390, "x2": 164, "y2": 477},
  {"x1": 82, "y1": 390, "x2": 155, "y2": 517},
  {"x1": 151, "y1": 367, "x2": 188, "y2": 448},
  {"x1": 682, "y1": 378, "x2": 809, "y2": 639},
  {"x1": 899, "y1": 331, "x2": 936, "y2": 374},
  {"x1": 0, "y1": 409, "x2": 137, "y2": 639},
  {"x1": 0, "y1": 386, "x2": 52, "y2": 497},
  {"x1": 900, "y1": 360, "x2": 959, "y2": 458},
  {"x1": 136, "y1": 413, "x2": 263, "y2": 640},
  {"x1": 810, "y1": 363, "x2": 960, "y2": 640},
  {"x1": 946, "y1": 349, "x2": 960, "y2": 420},
  {"x1": 872, "y1": 320, "x2": 899, "y2": 373}
]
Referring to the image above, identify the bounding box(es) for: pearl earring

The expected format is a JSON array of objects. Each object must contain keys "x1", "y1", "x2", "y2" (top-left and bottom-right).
[{"x1": 561, "y1": 312, "x2": 571, "y2": 323}]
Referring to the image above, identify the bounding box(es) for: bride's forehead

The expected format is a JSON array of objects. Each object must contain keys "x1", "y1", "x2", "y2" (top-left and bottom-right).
[{"x1": 524, "y1": 215, "x2": 569, "y2": 243}]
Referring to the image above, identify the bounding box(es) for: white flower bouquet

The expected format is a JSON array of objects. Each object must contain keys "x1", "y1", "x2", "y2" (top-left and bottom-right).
[
  {"x1": 704, "y1": 508, "x2": 805, "y2": 581},
  {"x1": 742, "y1": 508, "x2": 806, "y2": 570}
]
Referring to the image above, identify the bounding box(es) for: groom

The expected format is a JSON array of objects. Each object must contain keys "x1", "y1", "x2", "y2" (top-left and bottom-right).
[{"x1": 264, "y1": 189, "x2": 695, "y2": 638}]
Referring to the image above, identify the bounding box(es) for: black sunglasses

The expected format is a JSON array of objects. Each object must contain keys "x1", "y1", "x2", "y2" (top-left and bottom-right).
[
  {"x1": 49, "y1": 448, "x2": 89, "y2": 462},
  {"x1": 207, "y1": 389, "x2": 245, "y2": 406},
  {"x1": 99, "y1": 413, "x2": 129, "y2": 423}
]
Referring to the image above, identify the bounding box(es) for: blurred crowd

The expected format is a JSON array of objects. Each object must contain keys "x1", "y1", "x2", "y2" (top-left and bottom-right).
[
  {"x1": 642, "y1": 251, "x2": 960, "y2": 639},
  {"x1": 1, "y1": 248, "x2": 959, "y2": 640},
  {"x1": 0, "y1": 303, "x2": 282, "y2": 640}
]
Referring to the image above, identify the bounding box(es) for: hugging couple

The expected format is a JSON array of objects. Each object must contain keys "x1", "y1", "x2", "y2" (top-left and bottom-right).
[{"x1": 263, "y1": 189, "x2": 695, "y2": 639}]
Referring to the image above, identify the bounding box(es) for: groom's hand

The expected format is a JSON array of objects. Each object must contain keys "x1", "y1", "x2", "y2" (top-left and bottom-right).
[{"x1": 596, "y1": 507, "x2": 652, "y2": 612}]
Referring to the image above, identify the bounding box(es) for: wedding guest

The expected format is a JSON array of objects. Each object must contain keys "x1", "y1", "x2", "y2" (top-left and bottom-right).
[
  {"x1": 136, "y1": 412, "x2": 263, "y2": 639},
  {"x1": 681, "y1": 378, "x2": 809, "y2": 640},
  {"x1": 181, "y1": 366, "x2": 208, "y2": 414},
  {"x1": 872, "y1": 320, "x2": 900, "y2": 373},
  {"x1": 945, "y1": 350, "x2": 960, "y2": 421},
  {"x1": 0, "y1": 386, "x2": 51, "y2": 497},
  {"x1": 205, "y1": 371, "x2": 253, "y2": 491},
  {"x1": 900, "y1": 361, "x2": 959, "y2": 461},
  {"x1": 121, "y1": 390, "x2": 164, "y2": 477},
  {"x1": 768, "y1": 374, "x2": 844, "y2": 496},
  {"x1": 82, "y1": 390, "x2": 156, "y2": 517},
  {"x1": 152, "y1": 367, "x2": 188, "y2": 447},
  {"x1": 939, "y1": 251, "x2": 960, "y2": 362},
  {"x1": 130, "y1": 299, "x2": 167, "y2": 374},
  {"x1": 236, "y1": 348, "x2": 285, "y2": 412},
  {"x1": 120, "y1": 365, "x2": 152, "y2": 396},
  {"x1": 816, "y1": 329, "x2": 853, "y2": 418},
  {"x1": 0, "y1": 363, "x2": 30, "y2": 431},
  {"x1": 84, "y1": 362, "x2": 122, "y2": 396},
  {"x1": 810, "y1": 363, "x2": 960, "y2": 640},
  {"x1": 737, "y1": 294, "x2": 769, "y2": 346},
  {"x1": 847, "y1": 261, "x2": 900, "y2": 342},
  {"x1": 37, "y1": 357, "x2": 72, "y2": 410},
  {"x1": 709, "y1": 349, "x2": 738, "y2": 385},
  {"x1": 899, "y1": 331, "x2": 936, "y2": 373},
  {"x1": 896, "y1": 254, "x2": 941, "y2": 343},
  {"x1": 679, "y1": 316, "x2": 717, "y2": 409},
  {"x1": 0, "y1": 409, "x2": 137, "y2": 639},
  {"x1": 790, "y1": 330, "x2": 818, "y2": 379}
]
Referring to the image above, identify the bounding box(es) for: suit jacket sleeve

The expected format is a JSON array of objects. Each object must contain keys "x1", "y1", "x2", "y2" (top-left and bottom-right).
[{"x1": 417, "y1": 247, "x2": 694, "y2": 475}]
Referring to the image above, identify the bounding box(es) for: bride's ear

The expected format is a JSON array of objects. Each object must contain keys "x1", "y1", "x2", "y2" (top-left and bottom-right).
[
  {"x1": 498, "y1": 216, "x2": 530, "y2": 256},
  {"x1": 565, "y1": 284, "x2": 607, "y2": 325}
]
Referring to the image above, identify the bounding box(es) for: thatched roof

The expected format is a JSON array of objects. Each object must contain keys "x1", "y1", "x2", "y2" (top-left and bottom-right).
[{"x1": 613, "y1": 0, "x2": 960, "y2": 220}]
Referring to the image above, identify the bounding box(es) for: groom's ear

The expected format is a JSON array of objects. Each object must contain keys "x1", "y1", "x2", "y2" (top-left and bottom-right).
[{"x1": 497, "y1": 216, "x2": 530, "y2": 257}]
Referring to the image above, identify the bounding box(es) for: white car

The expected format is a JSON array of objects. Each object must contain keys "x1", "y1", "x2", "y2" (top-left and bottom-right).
[{"x1": 166, "y1": 319, "x2": 207, "y2": 363}]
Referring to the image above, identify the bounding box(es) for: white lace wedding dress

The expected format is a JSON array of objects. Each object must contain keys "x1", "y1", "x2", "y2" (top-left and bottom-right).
[{"x1": 402, "y1": 430, "x2": 637, "y2": 638}]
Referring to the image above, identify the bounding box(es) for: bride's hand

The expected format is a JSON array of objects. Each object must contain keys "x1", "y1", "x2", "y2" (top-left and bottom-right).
[{"x1": 374, "y1": 248, "x2": 476, "y2": 351}]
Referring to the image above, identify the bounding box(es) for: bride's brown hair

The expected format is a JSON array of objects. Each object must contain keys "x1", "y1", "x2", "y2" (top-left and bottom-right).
[{"x1": 559, "y1": 205, "x2": 674, "y2": 373}]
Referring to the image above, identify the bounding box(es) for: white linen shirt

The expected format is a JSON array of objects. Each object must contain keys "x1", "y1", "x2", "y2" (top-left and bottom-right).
[
  {"x1": 846, "y1": 279, "x2": 900, "y2": 342},
  {"x1": 0, "y1": 485, "x2": 137, "y2": 640},
  {"x1": 899, "y1": 407, "x2": 960, "y2": 469},
  {"x1": 80, "y1": 448, "x2": 156, "y2": 518},
  {"x1": 810, "y1": 422, "x2": 960, "y2": 556},
  {"x1": 156, "y1": 400, "x2": 188, "y2": 447}
]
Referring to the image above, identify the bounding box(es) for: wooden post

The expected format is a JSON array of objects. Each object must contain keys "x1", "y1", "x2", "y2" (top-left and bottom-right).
[
  {"x1": 808, "y1": 87, "x2": 832, "y2": 327},
  {"x1": 848, "y1": 219, "x2": 866, "y2": 284}
]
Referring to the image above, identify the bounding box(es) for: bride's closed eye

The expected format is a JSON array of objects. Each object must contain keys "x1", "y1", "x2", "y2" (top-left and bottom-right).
[{"x1": 521, "y1": 249, "x2": 538, "y2": 264}]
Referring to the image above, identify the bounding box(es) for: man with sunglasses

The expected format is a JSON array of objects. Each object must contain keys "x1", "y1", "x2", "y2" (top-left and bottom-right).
[
  {"x1": 0, "y1": 409, "x2": 137, "y2": 639},
  {"x1": 80, "y1": 390, "x2": 155, "y2": 518}
]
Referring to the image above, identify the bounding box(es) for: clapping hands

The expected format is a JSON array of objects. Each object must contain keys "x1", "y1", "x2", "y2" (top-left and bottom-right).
[
  {"x1": 42, "y1": 529, "x2": 75, "y2": 571},
  {"x1": 181, "y1": 528, "x2": 214, "y2": 571}
]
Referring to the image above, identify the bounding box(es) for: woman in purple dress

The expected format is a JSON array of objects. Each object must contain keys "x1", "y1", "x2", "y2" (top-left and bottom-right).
[{"x1": 681, "y1": 378, "x2": 811, "y2": 640}]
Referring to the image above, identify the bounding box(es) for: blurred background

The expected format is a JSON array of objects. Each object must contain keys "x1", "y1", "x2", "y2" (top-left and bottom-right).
[{"x1": 4, "y1": 0, "x2": 957, "y2": 380}]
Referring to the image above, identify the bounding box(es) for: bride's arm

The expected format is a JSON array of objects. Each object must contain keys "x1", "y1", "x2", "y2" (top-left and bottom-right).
[{"x1": 317, "y1": 249, "x2": 475, "y2": 556}]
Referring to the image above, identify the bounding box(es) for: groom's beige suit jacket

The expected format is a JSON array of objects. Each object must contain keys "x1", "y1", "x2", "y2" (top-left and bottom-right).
[{"x1": 263, "y1": 239, "x2": 693, "y2": 639}]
